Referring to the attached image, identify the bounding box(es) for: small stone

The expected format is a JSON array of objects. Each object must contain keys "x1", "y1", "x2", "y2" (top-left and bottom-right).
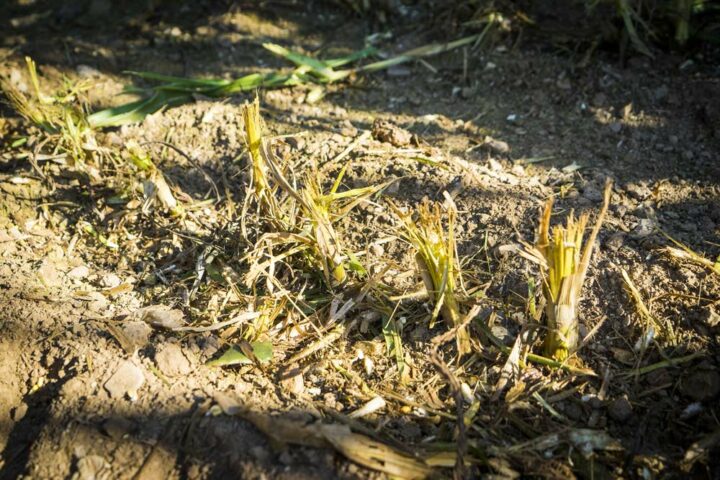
[
  {"x1": 387, "y1": 65, "x2": 411, "y2": 77},
  {"x1": 654, "y1": 85, "x2": 669, "y2": 101},
  {"x1": 581, "y1": 184, "x2": 603, "y2": 202},
  {"x1": 460, "y1": 86, "x2": 475, "y2": 99},
  {"x1": 101, "y1": 273, "x2": 122, "y2": 288},
  {"x1": 680, "y1": 402, "x2": 703, "y2": 420},
  {"x1": 104, "y1": 360, "x2": 145, "y2": 400},
  {"x1": 583, "y1": 394, "x2": 604, "y2": 409},
  {"x1": 140, "y1": 305, "x2": 186, "y2": 330},
  {"x1": 339, "y1": 120, "x2": 357, "y2": 137},
  {"x1": 371, "y1": 119, "x2": 413, "y2": 147},
  {"x1": 488, "y1": 158, "x2": 504, "y2": 172},
  {"x1": 286, "y1": 136, "x2": 305, "y2": 151},
  {"x1": 609, "y1": 122, "x2": 622, "y2": 133},
  {"x1": 323, "y1": 392, "x2": 338, "y2": 409},
  {"x1": 155, "y1": 343, "x2": 192, "y2": 377},
  {"x1": 249, "y1": 445, "x2": 270, "y2": 462},
  {"x1": 490, "y1": 325, "x2": 511, "y2": 345},
  {"x1": 608, "y1": 395, "x2": 633, "y2": 422},
  {"x1": 76, "y1": 65, "x2": 100, "y2": 78},
  {"x1": 278, "y1": 450, "x2": 294, "y2": 465},
  {"x1": 681, "y1": 368, "x2": 720, "y2": 402},
  {"x1": 604, "y1": 232, "x2": 625, "y2": 252},
  {"x1": 279, "y1": 364, "x2": 305, "y2": 395},
  {"x1": 631, "y1": 218, "x2": 656, "y2": 238},
  {"x1": 370, "y1": 243, "x2": 384, "y2": 257},
  {"x1": 87, "y1": 291, "x2": 109, "y2": 312},
  {"x1": 563, "y1": 401, "x2": 584, "y2": 421},
  {"x1": 102, "y1": 417, "x2": 135, "y2": 440},
  {"x1": 11, "y1": 403, "x2": 28, "y2": 422},
  {"x1": 68, "y1": 265, "x2": 90, "y2": 279},
  {"x1": 625, "y1": 182, "x2": 651, "y2": 200},
  {"x1": 703, "y1": 307, "x2": 720, "y2": 328},
  {"x1": 483, "y1": 136, "x2": 510, "y2": 154},
  {"x1": 592, "y1": 92, "x2": 607, "y2": 107},
  {"x1": 38, "y1": 262, "x2": 61, "y2": 288},
  {"x1": 118, "y1": 320, "x2": 152, "y2": 353},
  {"x1": 75, "y1": 455, "x2": 110, "y2": 480}
]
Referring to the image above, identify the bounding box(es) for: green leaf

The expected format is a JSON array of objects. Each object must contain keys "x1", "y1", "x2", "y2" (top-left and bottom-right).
[
  {"x1": 347, "y1": 251, "x2": 367, "y2": 276},
  {"x1": 11, "y1": 137, "x2": 28, "y2": 148},
  {"x1": 88, "y1": 90, "x2": 192, "y2": 128},
  {"x1": 106, "y1": 195, "x2": 129, "y2": 205},
  {"x1": 381, "y1": 316, "x2": 405, "y2": 378},
  {"x1": 263, "y1": 43, "x2": 345, "y2": 82},
  {"x1": 205, "y1": 262, "x2": 225, "y2": 283},
  {"x1": 206, "y1": 341, "x2": 273, "y2": 367}
]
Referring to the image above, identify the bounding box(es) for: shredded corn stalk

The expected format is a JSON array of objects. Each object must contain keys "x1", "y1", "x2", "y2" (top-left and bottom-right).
[
  {"x1": 392, "y1": 199, "x2": 471, "y2": 356},
  {"x1": 529, "y1": 180, "x2": 613, "y2": 361}
]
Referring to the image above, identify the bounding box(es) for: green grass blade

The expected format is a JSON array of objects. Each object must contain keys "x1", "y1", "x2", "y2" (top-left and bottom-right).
[
  {"x1": 88, "y1": 90, "x2": 192, "y2": 128},
  {"x1": 206, "y1": 341, "x2": 273, "y2": 367}
]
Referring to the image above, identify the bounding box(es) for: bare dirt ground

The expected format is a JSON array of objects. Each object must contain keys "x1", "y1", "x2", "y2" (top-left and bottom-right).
[{"x1": 1, "y1": 1, "x2": 719, "y2": 479}]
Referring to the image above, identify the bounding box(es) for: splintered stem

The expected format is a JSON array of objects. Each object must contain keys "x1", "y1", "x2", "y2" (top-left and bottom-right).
[
  {"x1": 242, "y1": 98, "x2": 276, "y2": 215},
  {"x1": 535, "y1": 180, "x2": 612, "y2": 361},
  {"x1": 392, "y1": 200, "x2": 471, "y2": 356}
]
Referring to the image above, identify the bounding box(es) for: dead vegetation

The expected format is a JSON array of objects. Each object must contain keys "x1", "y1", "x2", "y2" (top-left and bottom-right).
[{"x1": 1, "y1": 8, "x2": 718, "y2": 478}]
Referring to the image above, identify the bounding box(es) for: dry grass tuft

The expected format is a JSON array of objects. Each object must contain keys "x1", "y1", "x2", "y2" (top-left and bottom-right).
[{"x1": 1, "y1": 57, "x2": 96, "y2": 168}]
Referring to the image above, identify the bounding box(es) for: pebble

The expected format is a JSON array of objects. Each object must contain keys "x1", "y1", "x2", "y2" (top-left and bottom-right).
[
  {"x1": 279, "y1": 364, "x2": 305, "y2": 396},
  {"x1": 67, "y1": 265, "x2": 90, "y2": 279},
  {"x1": 75, "y1": 455, "x2": 110, "y2": 480},
  {"x1": 631, "y1": 218, "x2": 655, "y2": 238},
  {"x1": 154, "y1": 343, "x2": 192, "y2": 377},
  {"x1": 654, "y1": 85, "x2": 669, "y2": 101},
  {"x1": 11, "y1": 402, "x2": 28, "y2": 422},
  {"x1": 563, "y1": 401, "x2": 583, "y2": 421},
  {"x1": 460, "y1": 86, "x2": 476, "y2": 99},
  {"x1": 249, "y1": 445, "x2": 271, "y2": 462},
  {"x1": 104, "y1": 360, "x2": 145, "y2": 400},
  {"x1": 76, "y1": 65, "x2": 100, "y2": 78},
  {"x1": 371, "y1": 119, "x2": 413, "y2": 147},
  {"x1": 703, "y1": 307, "x2": 720, "y2": 328},
  {"x1": 387, "y1": 65, "x2": 411, "y2": 77},
  {"x1": 38, "y1": 262, "x2": 61, "y2": 288},
  {"x1": 604, "y1": 232, "x2": 625, "y2": 252},
  {"x1": 483, "y1": 136, "x2": 510, "y2": 154},
  {"x1": 286, "y1": 136, "x2": 305, "y2": 151},
  {"x1": 101, "y1": 417, "x2": 135, "y2": 441},
  {"x1": 119, "y1": 320, "x2": 152, "y2": 353},
  {"x1": 681, "y1": 368, "x2": 720, "y2": 402},
  {"x1": 609, "y1": 122, "x2": 622, "y2": 133},
  {"x1": 141, "y1": 306, "x2": 186, "y2": 330},
  {"x1": 87, "y1": 291, "x2": 109, "y2": 312},
  {"x1": 608, "y1": 395, "x2": 633, "y2": 422},
  {"x1": 581, "y1": 184, "x2": 603, "y2": 202},
  {"x1": 592, "y1": 92, "x2": 607, "y2": 107},
  {"x1": 624, "y1": 182, "x2": 651, "y2": 200},
  {"x1": 556, "y1": 77, "x2": 571, "y2": 90},
  {"x1": 101, "y1": 273, "x2": 122, "y2": 288}
]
